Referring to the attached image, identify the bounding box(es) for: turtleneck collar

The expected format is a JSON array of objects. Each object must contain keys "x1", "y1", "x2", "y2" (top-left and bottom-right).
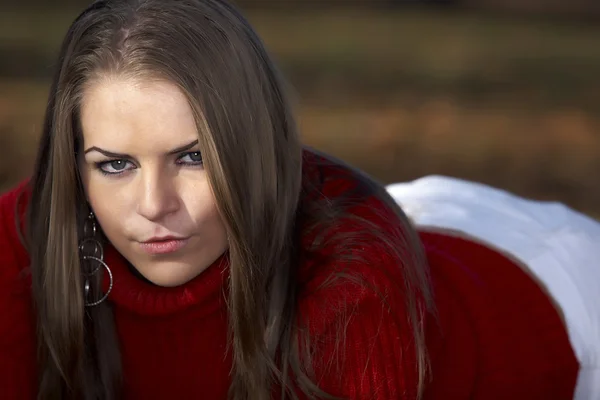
[{"x1": 102, "y1": 243, "x2": 229, "y2": 318}]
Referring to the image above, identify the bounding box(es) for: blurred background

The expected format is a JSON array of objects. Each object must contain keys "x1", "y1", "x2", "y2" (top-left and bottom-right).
[{"x1": 1, "y1": 0, "x2": 599, "y2": 217}]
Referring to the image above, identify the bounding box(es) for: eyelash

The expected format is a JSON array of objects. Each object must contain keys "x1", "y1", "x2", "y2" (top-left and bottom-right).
[{"x1": 95, "y1": 151, "x2": 203, "y2": 176}]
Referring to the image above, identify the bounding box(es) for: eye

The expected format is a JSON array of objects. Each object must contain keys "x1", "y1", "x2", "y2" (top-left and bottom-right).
[
  {"x1": 96, "y1": 159, "x2": 136, "y2": 175},
  {"x1": 177, "y1": 151, "x2": 203, "y2": 165}
]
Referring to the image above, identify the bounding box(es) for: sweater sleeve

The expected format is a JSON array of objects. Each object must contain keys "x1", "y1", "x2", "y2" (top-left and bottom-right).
[
  {"x1": 0, "y1": 181, "x2": 37, "y2": 399},
  {"x1": 312, "y1": 289, "x2": 419, "y2": 400},
  {"x1": 297, "y1": 197, "x2": 422, "y2": 400}
]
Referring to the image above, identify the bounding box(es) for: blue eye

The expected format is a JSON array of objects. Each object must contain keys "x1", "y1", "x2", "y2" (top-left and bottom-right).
[
  {"x1": 177, "y1": 151, "x2": 203, "y2": 165},
  {"x1": 96, "y1": 160, "x2": 136, "y2": 175}
]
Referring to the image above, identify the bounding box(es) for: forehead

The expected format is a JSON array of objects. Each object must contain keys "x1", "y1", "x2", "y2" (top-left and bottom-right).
[{"x1": 80, "y1": 76, "x2": 199, "y2": 151}]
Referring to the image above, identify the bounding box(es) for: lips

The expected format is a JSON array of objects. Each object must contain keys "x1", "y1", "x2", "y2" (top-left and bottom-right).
[{"x1": 139, "y1": 236, "x2": 189, "y2": 255}]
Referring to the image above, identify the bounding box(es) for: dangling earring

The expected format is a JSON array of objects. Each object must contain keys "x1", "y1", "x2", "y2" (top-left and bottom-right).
[{"x1": 79, "y1": 211, "x2": 113, "y2": 307}]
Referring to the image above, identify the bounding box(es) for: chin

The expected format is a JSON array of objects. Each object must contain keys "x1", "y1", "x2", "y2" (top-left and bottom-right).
[{"x1": 143, "y1": 262, "x2": 203, "y2": 287}]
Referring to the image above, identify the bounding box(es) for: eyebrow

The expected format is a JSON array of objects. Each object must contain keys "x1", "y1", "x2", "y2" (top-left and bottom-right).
[{"x1": 83, "y1": 139, "x2": 199, "y2": 158}]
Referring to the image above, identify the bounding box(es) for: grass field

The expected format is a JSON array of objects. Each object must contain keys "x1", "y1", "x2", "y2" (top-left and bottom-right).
[{"x1": 1, "y1": 8, "x2": 599, "y2": 217}]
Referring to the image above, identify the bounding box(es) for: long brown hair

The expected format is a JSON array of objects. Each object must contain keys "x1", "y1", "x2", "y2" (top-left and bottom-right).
[{"x1": 25, "y1": 0, "x2": 432, "y2": 399}]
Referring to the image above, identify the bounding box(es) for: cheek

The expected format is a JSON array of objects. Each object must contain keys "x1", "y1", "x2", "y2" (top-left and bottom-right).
[
  {"x1": 88, "y1": 196, "x2": 123, "y2": 239},
  {"x1": 85, "y1": 182, "x2": 133, "y2": 239},
  {"x1": 182, "y1": 187, "x2": 227, "y2": 237}
]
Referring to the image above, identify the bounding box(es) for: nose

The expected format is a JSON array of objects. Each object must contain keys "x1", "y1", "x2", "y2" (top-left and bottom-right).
[{"x1": 136, "y1": 168, "x2": 180, "y2": 222}]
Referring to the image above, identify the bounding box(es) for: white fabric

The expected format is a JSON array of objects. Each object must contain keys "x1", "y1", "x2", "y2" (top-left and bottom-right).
[{"x1": 386, "y1": 175, "x2": 600, "y2": 400}]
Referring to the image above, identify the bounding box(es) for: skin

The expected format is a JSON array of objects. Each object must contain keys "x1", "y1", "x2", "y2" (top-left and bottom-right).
[{"x1": 78, "y1": 76, "x2": 228, "y2": 287}]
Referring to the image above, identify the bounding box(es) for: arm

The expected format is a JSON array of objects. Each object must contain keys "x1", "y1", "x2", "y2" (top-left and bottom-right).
[
  {"x1": 294, "y1": 157, "x2": 430, "y2": 399},
  {"x1": 0, "y1": 182, "x2": 38, "y2": 399},
  {"x1": 296, "y1": 198, "x2": 424, "y2": 399},
  {"x1": 313, "y1": 289, "x2": 420, "y2": 400}
]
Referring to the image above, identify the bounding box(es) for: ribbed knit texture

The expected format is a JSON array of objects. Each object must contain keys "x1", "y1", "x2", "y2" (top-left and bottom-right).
[{"x1": 0, "y1": 152, "x2": 578, "y2": 399}]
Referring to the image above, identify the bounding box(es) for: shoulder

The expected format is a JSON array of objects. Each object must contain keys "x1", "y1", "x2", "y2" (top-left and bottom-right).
[
  {"x1": 297, "y1": 149, "x2": 423, "y2": 339},
  {"x1": 0, "y1": 179, "x2": 30, "y2": 272},
  {"x1": 0, "y1": 179, "x2": 32, "y2": 312},
  {"x1": 299, "y1": 148, "x2": 414, "y2": 247},
  {"x1": 0, "y1": 181, "x2": 36, "y2": 390},
  {"x1": 295, "y1": 153, "x2": 424, "y2": 397}
]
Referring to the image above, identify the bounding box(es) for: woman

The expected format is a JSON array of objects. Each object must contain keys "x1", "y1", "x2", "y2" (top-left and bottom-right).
[{"x1": 0, "y1": 0, "x2": 589, "y2": 399}]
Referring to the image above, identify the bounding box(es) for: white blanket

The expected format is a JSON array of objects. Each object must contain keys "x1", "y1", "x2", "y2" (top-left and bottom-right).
[{"x1": 386, "y1": 175, "x2": 600, "y2": 400}]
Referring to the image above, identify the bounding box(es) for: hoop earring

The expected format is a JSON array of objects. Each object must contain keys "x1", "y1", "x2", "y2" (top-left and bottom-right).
[{"x1": 79, "y1": 211, "x2": 113, "y2": 307}]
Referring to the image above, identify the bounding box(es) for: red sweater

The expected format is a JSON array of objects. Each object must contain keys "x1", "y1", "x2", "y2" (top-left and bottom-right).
[{"x1": 0, "y1": 155, "x2": 578, "y2": 399}]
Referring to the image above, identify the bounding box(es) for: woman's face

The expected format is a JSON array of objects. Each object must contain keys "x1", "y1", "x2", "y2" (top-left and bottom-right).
[{"x1": 79, "y1": 76, "x2": 228, "y2": 287}]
